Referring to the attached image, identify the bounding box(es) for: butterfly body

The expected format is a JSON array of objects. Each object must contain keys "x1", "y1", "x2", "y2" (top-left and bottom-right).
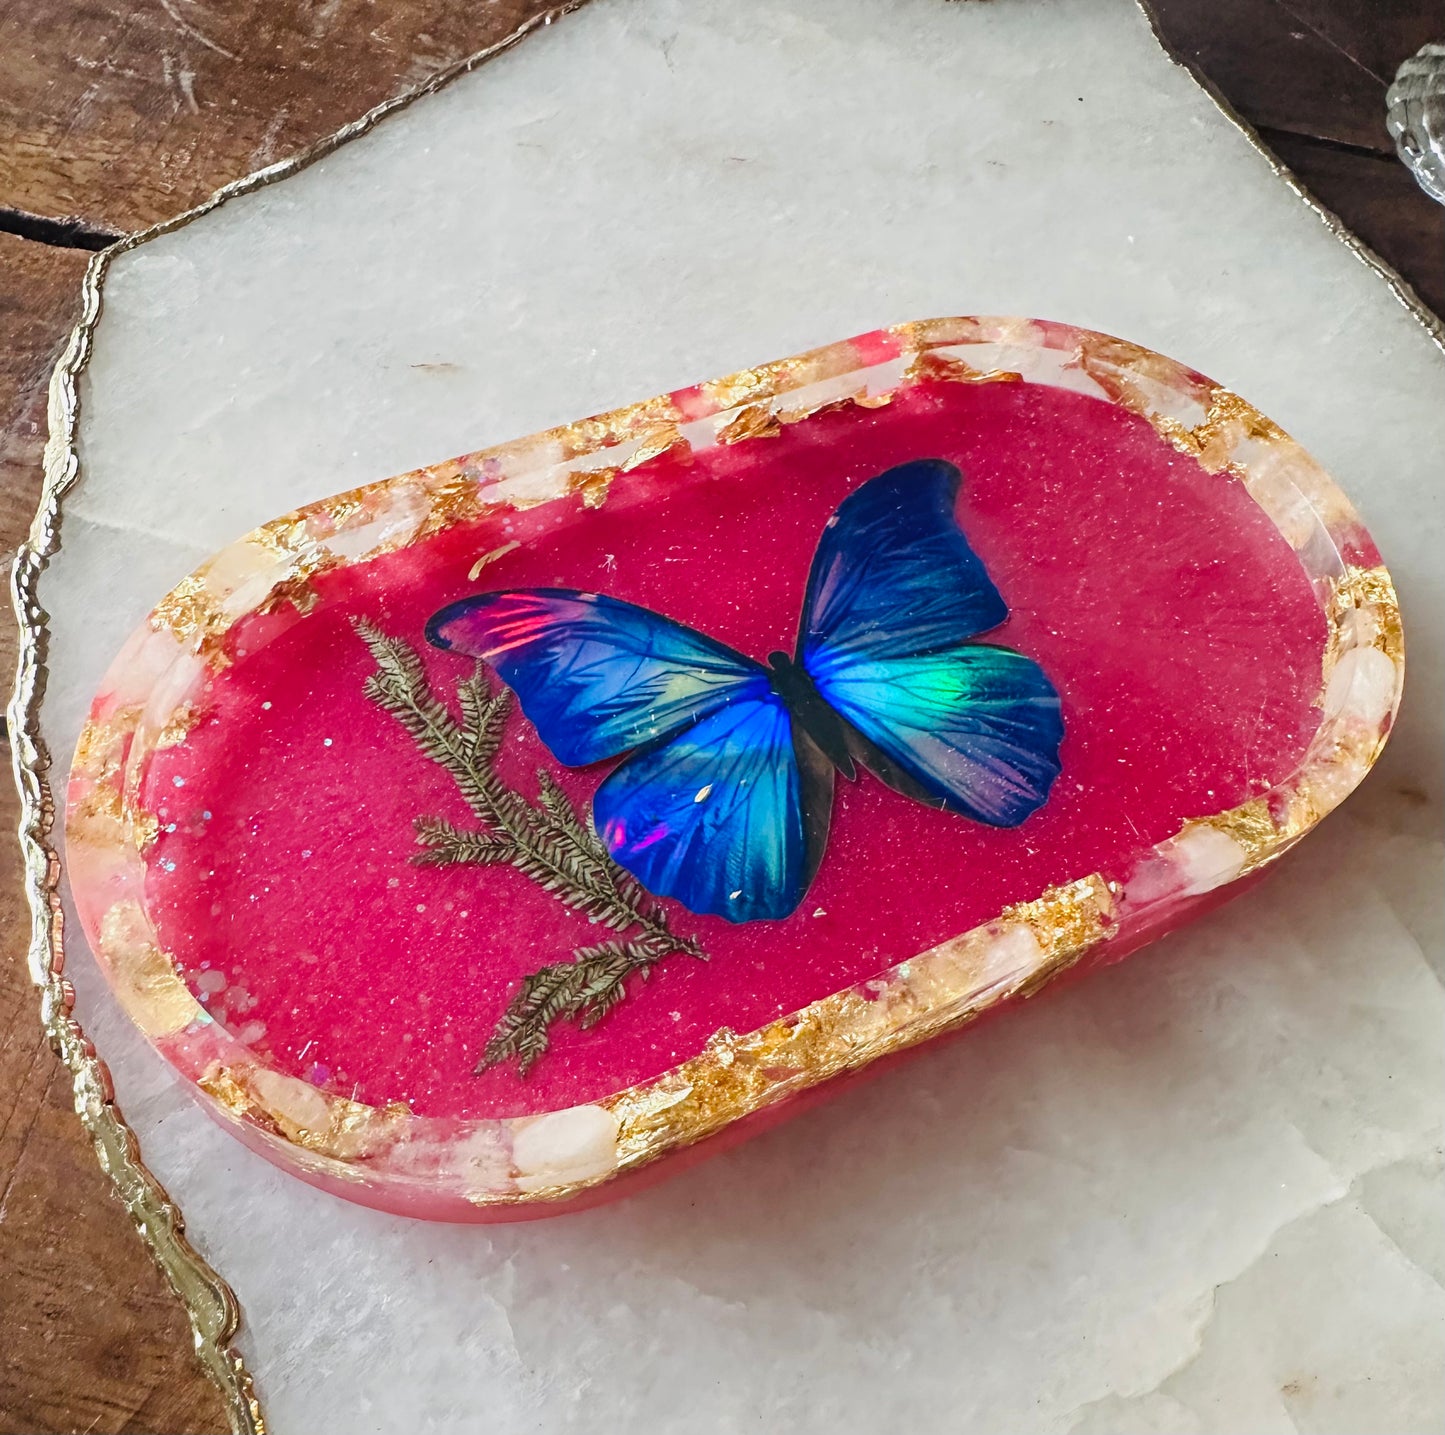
[
  {"x1": 764, "y1": 650, "x2": 858, "y2": 782},
  {"x1": 428, "y1": 459, "x2": 1064, "y2": 923}
]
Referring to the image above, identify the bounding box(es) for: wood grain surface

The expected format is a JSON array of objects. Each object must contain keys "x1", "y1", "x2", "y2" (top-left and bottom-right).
[
  {"x1": 1151, "y1": 0, "x2": 1445, "y2": 317},
  {"x1": 0, "y1": 2, "x2": 1440, "y2": 1431},
  {"x1": 0, "y1": 6, "x2": 558, "y2": 1433}
]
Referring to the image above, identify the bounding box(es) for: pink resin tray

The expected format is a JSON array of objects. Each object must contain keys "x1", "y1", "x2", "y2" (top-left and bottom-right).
[{"x1": 66, "y1": 318, "x2": 1402, "y2": 1221}]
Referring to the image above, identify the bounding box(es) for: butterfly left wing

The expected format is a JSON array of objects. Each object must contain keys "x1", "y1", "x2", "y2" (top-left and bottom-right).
[
  {"x1": 593, "y1": 688, "x2": 831, "y2": 923},
  {"x1": 427, "y1": 588, "x2": 766, "y2": 766},
  {"x1": 801, "y1": 460, "x2": 1063, "y2": 825}
]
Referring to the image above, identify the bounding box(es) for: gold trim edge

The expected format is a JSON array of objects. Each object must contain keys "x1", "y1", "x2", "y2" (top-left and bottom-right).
[{"x1": 5, "y1": 6, "x2": 590, "y2": 1433}]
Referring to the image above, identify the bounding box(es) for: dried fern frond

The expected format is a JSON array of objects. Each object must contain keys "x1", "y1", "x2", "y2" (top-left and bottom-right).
[{"x1": 357, "y1": 622, "x2": 704, "y2": 1076}]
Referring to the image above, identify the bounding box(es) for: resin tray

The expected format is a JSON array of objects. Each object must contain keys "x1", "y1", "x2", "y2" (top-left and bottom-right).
[{"x1": 65, "y1": 318, "x2": 1402, "y2": 1221}]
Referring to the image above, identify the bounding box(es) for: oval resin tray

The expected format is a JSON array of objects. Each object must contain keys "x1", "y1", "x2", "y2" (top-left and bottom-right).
[{"x1": 66, "y1": 318, "x2": 1402, "y2": 1221}]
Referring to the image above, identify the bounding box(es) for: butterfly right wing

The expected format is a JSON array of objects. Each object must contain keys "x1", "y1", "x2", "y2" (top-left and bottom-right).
[
  {"x1": 799, "y1": 460, "x2": 1063, "y2": 826},
  {"x1": 427, "y1": 588, "x2": 766, "y2": 766},
  {"x1": 808, "y1": 643, "x2": 1063, "y2": 826}
]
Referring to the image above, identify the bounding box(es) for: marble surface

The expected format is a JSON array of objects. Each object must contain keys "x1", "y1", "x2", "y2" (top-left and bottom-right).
[{"x1": 41, "y1": 0, "x2": 1445, "y2": 1429}]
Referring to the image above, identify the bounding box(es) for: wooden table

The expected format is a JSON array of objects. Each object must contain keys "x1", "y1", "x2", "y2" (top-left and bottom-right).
[{"x1": 0, "y1": 4, "x2": 1439, "y2": 1430}]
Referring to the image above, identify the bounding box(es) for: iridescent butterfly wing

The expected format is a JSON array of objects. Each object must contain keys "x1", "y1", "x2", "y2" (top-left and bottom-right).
[
  {"x1": 426, "y1": 589, "x2": 826, "y2": 921},
  {"x1": 799, "y1": 459, "x2": 1064, "y2": 825}
]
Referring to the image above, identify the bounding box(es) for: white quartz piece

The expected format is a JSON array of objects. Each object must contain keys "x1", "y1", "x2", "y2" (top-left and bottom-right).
[{"x1": 42, "y1": 0, "x2": 1445, "y2": 1430}]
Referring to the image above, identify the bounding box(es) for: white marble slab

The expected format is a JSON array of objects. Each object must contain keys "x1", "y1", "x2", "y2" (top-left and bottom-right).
[{"x1": 42, "y1": 0, "x2": 1445, "y2": 1430}]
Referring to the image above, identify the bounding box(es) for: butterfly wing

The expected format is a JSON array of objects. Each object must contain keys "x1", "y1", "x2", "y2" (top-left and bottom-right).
[
  {"x1": 427, "y1": 588, "x2": 766, "y2": 766},
  {"x1": 593, "y1": 690, "x2": 830, "y2": 923},
  {"x1": 798, "y1": 458, "x2": 1008, "y2": 662},
  {"x1": 801, "y1": 460, "x2": 1063, "y2": 825},
  {"x1": 808, "y1": 645, "x2": 1063, "y2": 825}
]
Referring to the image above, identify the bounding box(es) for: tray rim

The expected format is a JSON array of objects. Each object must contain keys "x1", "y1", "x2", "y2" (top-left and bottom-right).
[{"x1": 63, "y1": 314, "x2": 1404, "y2": 1216}]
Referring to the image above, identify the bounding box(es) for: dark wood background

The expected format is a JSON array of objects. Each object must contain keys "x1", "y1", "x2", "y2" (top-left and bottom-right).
[{"x1": 0, "y1": 3, "x2": 1440, "y2": 1431}]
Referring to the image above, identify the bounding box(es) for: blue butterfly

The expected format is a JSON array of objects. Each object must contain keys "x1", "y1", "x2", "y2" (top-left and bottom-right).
[{"x1": 426, "y1": 459, "x2": 1063, "y2": 924}]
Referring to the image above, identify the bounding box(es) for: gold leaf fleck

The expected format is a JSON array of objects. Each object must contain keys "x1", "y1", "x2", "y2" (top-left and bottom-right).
[
  {"x1": 97, "y1": 901, "x2": 200, "y2": 1038},
  {"x1": 468, "y1": 540, "x2": 522, "y2": 581},
  {"x1": 149, "y1": 575, "x2": 229, "y2": 656},
  {"x1": 716, "y1": 404, "x2": 782, "y2": 445},
  {"x1": 902, "y1": 350, "x2": 1024, "y2": 386},
  {"x1": 1326, "y1": 565, "x2": 1404, "y2": 666},
  {"x1": 415, "y1": 469, "x2": 489, "y2": 537},
  {"x1": 620, "y1": 422, "x2": 690, "y2": 473},
  {"x1": 155, "y1": 703, "x2": 204, "y2": 750},
  {"x1": 775, "y1": 390, "x2": 894, "y2": 426},
  {"x1": 567, "y1": 465, "x2": 621, "y2": 509}
]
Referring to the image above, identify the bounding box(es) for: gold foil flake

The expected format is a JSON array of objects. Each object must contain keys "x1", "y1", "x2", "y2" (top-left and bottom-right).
[
  {"x1": 774, "y1": 390, "x2": 894, "y2": 426},
  {"x1": 155, "y1": 702, "x2": 204, "y2": 749},
  {"x1": 1327, "y1": 565, "x2": 1404, "y2": 664},
  {"x1": 414, "y1": 469, "x2": 490, "y2": 538},
  {"x1": 197, "y1": 1064, "x2": 254, "y2": 1119},
  {"x1": 249, "y1": 516, "x2": 346, "y2": 608},
  {"x1": 97, "y1": 901, "x2": 202, "y2": 1038},
  {"x1": 199, "y1": 1063, "x2": 412, "y2": 1162},
  {"x1": 1072, "y1": 332, "x2": 1214, "y2": 415},
  {"x1": 700, "y1": 342, "x2": 861, "y2": 414},
  {"x1": 128, "y1": 807, "x2": 161, "y2": 854},
  {"x1": 468, "y1": 540, "x2": 522, "y2": 581},
  {"x1": 1187, "y1": 797, "x2": 1283, "y2": 875},
  {"x1": 73, "y1": 717, "x2": 118, "y2": 775},
  {"x1": 68, "y1": 778, "x2": 126, "y2": 850},
  {"x1": 1286, "y1": 729, "x2": 1383, "y2": 826},
  {"x1": 260, "y1": 1081, "x2": 411, "y2": 1161},
  {"x1": 703, "y1": 364, "x2": 796, "y2": 412},
  {"x1": 716, "y1": 404, "x2": 782, "y2": 445},
  {"x1": 903, "y1": 349, "x2": 1025, "y2": 387},
  {"x1": 893, "y1": 316, "x2": 1043, "y2": 352},
  {"x1": 250, "y1": 513, "x2": 314, "y2": 559},
  {"x1": 567, "y1": 465, "x2": 621, "y2": 509},
  {"x1": 313, "y1": 495, "x2": 367, "y2": 535},
  {"x1": 73, "y1": 705, "x2": 141, "y2": 780},
  {"x1": 256, "y1": 570, "x2": 325, "y2": 617},
  {"x1": 69, "y1": 709, "x2": 160, "y2": 856},
  {"x1": 266, "y1": 524, "x2": 347, "y2": 594},
  {"x1": 149, "y1": 574, "x2": 231, "y2": 658},
  {"x1": 543, "y1": 395, "x2": 687, "y2": 463},
  {"x1": 1152, "y1": 389, "x2": 1290, "y2": 474},
  {"x1": 1001, "y1": 874, "x2": 1118, "y2": 971},
  {"x1": 894, "y1": 317, "x2": 977, "y2": 350},
  {"x1": 619, "y1": 422, "x2": 690, "y2": 473}
]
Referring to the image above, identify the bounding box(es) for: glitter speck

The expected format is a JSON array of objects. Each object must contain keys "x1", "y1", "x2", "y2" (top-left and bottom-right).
[
  {"x1": 172, "y1": 775, "x2": 185, "y2": 787},
  {"x1": 323, "y1": 737, "x2": 333, "y2": 747},
  {"x1": 261, "y1": 700, "x2": 272, "y2": 710}
]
